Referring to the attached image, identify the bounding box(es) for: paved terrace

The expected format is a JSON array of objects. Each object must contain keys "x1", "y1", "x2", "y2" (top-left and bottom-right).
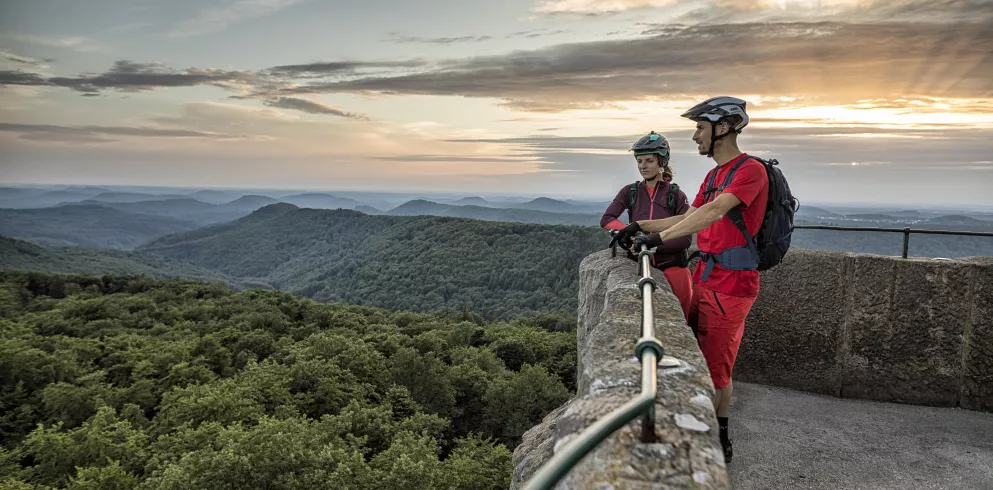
[{"x1": 730, "y1": 381, "x2": 993, "y2": 490}]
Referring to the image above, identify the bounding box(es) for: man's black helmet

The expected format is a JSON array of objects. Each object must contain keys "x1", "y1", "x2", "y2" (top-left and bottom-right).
[{"x1": 680, "y1": 96, "x2": 749, "y2": 132}]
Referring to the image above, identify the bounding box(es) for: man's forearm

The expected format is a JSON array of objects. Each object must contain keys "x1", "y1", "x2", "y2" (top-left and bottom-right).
[
  {"x1": 637, "y1": 213, "x2": 687, "y2": 233},
  {"x1": 657, "y1": 203, "x2": 720, "y2": 242}
]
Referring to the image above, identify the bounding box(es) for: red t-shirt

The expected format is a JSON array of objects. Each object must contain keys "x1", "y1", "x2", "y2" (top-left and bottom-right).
[{"x1": 691, "y1": 153, "x2": 768, "y2": 297}]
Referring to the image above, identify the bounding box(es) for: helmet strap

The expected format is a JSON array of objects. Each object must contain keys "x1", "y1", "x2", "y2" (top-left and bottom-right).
[{"x1": 707, "y1": 119, "x2": 732, "y2": 158}]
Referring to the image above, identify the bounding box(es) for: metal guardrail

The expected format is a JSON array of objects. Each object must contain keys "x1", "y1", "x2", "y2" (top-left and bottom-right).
[
  {"x1": 520, "y1": 240, "x2": 679, "y2": 490},
  {"x1": 793, "y1": 225, "x2": 993, "y2": 258}
]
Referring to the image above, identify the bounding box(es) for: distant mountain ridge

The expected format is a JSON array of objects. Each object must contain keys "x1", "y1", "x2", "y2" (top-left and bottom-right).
[{"x1": 387, "y1": 199, "x2": 601, "y2": 226}]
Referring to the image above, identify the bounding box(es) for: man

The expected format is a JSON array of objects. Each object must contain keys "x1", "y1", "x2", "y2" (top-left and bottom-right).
[
  {"x1": 612, "y1": 97, "x2": 768, "y2": 464},
  {"x1": 601, "y1": 131, "x2": 693, "y2": 320}
]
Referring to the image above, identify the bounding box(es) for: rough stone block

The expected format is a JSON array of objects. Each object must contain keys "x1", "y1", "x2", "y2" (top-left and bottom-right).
[
  {"x1": 842, "y1": 255, "x2": 970, "y2": 406},
  {"x1": 736, "y1": 249, "x2": 847, "y2": 395},
  {"x1": 961, "y1": 259, "x2": 993, "y2": 411}
]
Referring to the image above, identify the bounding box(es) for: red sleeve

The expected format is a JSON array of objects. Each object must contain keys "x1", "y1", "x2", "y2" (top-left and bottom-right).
[
  {"x1": 600, "y1": 186, "x2": 629, "y2": 229},
  {"x1": 723, "y1": 159, "x2": 766, "y2": 208},
  {"x1": 692, "y1": 175, "x2": 708, "y2": 208}
]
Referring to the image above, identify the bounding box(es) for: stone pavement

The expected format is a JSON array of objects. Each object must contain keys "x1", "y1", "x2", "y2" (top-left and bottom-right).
[{"x1": 727, "y1": 382, "x2": 993, "y2": 490}]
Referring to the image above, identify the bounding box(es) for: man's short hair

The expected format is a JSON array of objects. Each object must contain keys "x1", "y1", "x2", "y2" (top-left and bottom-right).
[{"x1": 724, "y1": 115, "x2": 744, "y2": 133}]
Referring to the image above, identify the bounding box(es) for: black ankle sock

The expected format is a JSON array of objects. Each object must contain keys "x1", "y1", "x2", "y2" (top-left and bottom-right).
[{"x1": 718, "y1": 417, "x2": 729, "y2": 442}]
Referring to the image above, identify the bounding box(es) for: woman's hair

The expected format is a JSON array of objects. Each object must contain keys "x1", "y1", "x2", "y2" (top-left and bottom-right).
[{"x1": 661, "y1": 158, "x2": 674, "y2": 182}]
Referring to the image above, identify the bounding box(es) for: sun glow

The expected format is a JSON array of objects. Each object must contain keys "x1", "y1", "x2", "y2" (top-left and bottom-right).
[{"x1": 754, "y1": 98, "x2": 993, "y2": 129}]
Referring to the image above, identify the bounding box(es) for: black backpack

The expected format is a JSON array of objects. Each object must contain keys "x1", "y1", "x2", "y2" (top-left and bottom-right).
[
  {"x1": 719, "y1": 156, "x2": 799, "y2": 271},
  {"x1": 627, "y1": 181, "x2": 681, "y2": 224}
]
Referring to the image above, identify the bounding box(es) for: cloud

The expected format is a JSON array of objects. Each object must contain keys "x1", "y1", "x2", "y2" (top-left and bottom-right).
[
  {"x1": 668, "y1": 0, "x2": 993, "y2": 24},
  {"x1": 0, "y1": 122, "x2": 243, "y2": 144},
  {"x1": 169, "y1": 0, "x2": 313, "y2": 37},
  {"x1": 535, "y1": 0, "x2": 993, "y2": 21},
  {"x1": 265, "y1": 20, "x2": 992, "y2": 112},
  {"x1": 0, "y1": 70, "x2": 50, "y2": 86},
  {"x1": 507, "y1": 29, "x2": 572, "y2": 38},
  {"x1": 387, "y1": 34, "x2": 494, "y2": 44},
  {"x1": 260, "y1": 96, "x2": 369, "y2": 119},
  {"x1": 265, "y1": 60, "x2": 427, "y2": 79},
  {"x1": 0, "y1": 50, "x2": 51, "y2": 69},
  {"x1": 6, "y1": 4, "x2": 990, "y2": 118},
  {"x1": 0, "y1": 34, "x2": 97, "y2": 51},
  {"x1": 533, "y1": 0, "x2": 678, "y2": 16},
  {"x1": 1, "y1": 60, "x2": 257, "y2": 93}
]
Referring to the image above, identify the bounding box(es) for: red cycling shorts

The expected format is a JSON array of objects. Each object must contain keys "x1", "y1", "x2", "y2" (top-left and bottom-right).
[
  {"x1": 662, "y1": 266, "x2": 693, "y2": 321},
  {"x1": 687, "y1": 282, "x2": 757, "y2": 389}
]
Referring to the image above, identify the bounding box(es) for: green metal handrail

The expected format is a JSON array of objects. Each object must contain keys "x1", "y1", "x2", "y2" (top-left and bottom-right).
[{"x1": 520, "y1": 243, "x2": 670, "y2": 490}]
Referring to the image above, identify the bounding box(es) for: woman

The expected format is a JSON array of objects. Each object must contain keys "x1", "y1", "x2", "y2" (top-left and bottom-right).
[{"x1": 600, "y1": 131, "x2": 694, "y2": 320}]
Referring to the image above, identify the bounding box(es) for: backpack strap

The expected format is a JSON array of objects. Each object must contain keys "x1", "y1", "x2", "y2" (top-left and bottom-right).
[
  {"x1": 702, "y1": 155, "x2": 751, "y2": 204},
  {"x1": 724, "y1": 156, "x2": 763, "y2": 263},
  {"x1": 666, "y1": 183, "x2": 680, "y2": 216},
  {"x1": 727, "y1": 207, "x2": 760, "y2": 264},
  {"x1": 627, "y1": 182, "x2": 639, "y2": 224}
]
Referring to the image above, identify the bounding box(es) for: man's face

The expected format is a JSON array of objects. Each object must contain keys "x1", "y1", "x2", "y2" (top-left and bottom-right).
[
  {"x1": 636, "y1": 154, "x2": 661, "y2": 179},
  {"x1": 692, "y1": 121, "x2": 712, "y2": 155},
  {"x1": 693, "y1": 119, "x2": 730, "y2": 155}
]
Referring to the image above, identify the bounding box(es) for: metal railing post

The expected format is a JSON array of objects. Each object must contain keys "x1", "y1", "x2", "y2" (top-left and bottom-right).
[
  {"x1": 902, "y1": 228, "x2": 910, "y2": 258},
  {"x1": 520, "y1": 241, "x2": 668, "y2": 490}
]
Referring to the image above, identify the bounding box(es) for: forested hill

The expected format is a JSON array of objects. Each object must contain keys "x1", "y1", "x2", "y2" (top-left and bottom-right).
[
  {"x1": 0, "y1": 205, "x2": 200, "y2": 249},
  {"x1": 139, "y1": 204, "x2": 609, "y2": 319},
  {"x1": 0, "y1": 236, "x2": 249, "y2": 288}
]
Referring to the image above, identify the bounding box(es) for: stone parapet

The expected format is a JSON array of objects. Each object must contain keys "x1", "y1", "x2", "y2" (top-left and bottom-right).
[{"x1": 511, "y1": 250, "x2": 729, "y2": 489}]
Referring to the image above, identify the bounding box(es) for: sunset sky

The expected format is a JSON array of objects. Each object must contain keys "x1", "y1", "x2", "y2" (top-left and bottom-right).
[{"x1": 1, "y1": 0, "x2": 991, "y2": 205}]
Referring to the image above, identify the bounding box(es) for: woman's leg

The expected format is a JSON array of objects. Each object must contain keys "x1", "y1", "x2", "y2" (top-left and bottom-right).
[{"x1": 662, "y1": 266, "x2": 694, "y2": 321}]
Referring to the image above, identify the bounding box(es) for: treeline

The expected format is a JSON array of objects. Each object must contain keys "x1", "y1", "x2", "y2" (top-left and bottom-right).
[{"x1": 0, "y1": 271, "x2": 577, "y2": 489}]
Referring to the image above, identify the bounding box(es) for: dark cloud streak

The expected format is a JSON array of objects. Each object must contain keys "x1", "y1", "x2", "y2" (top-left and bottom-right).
[
  {"x1": 266, "y1": 60, "x2": 426, "y2": 76},
  {"x1": 260, "y1": 96, "x2": 369, "y2": 119},
  {"x1": 3, "y1": 60, "x2": 257, "y2": 93},
  {"x1": 0, "y1": 123, "x2": 242, "y2": 144}
]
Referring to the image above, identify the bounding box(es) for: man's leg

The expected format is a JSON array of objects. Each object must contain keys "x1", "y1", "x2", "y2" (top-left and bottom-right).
[
  {"x1": 695, "y1": 288, "x2": 754, "y2": 464},
  {"x1": 716, "y1": 379, "x2": 732, "y2": 417}
]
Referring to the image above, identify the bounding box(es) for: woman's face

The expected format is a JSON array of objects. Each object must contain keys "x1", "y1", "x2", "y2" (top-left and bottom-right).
[{"x1": 636, "y1": 154, "x2": 662, "y2": 180}]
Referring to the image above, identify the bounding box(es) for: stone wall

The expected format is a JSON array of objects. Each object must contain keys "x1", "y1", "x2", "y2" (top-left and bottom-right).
[
  {"x1": 510, "y1": 250, "x2": 729, "y2": 489},
  {"x1": 735, "y1": 249, "x2": 993, "y2": 412}
]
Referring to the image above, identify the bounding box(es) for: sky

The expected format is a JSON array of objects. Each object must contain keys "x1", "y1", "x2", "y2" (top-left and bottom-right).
[{"x1": 0, "y1": 0, "x2": 991, "y2": 205}]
